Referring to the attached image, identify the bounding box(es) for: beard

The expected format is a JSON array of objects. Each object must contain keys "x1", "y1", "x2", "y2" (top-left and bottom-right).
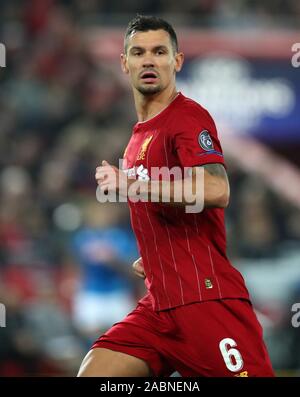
[{"x1": 136, "y1": 83, "x2": 162, "y2": 95}]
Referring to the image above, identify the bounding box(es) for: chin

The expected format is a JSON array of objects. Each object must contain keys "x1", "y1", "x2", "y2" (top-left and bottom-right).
[{"x1": 138, "y1": 85, "x2": 162, "y2": 95}]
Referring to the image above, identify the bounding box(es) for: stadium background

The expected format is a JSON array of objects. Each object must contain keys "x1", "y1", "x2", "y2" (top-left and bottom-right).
[{"x1": 0, "y1": 0, "x2": 300, "y2": 376}]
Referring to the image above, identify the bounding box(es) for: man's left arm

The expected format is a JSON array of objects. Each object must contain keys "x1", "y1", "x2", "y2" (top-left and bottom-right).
[
  {"x1": 140, "y1": 162, "x2": 230, "y2": 210},
  {"x1": 200, "y1": 163, "x2": 230, "y2": 209},
  {"x1": 96, "y1": 161, "x2": 229, "y2": 211}
]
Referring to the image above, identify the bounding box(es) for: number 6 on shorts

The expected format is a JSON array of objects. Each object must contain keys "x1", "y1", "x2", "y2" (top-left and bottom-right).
[{"x1": 219, "y1": 338, "x2": 244, "y2": 372}]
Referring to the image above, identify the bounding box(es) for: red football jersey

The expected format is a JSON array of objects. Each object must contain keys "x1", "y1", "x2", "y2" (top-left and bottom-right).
[{"x1": 123, "y1": 92, "x2": 250, "y2": 311}]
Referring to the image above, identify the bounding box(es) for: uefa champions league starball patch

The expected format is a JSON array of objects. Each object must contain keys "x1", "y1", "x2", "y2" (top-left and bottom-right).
[{"x1": 198, "y1": 130, "x2": 214, "y2": 151}]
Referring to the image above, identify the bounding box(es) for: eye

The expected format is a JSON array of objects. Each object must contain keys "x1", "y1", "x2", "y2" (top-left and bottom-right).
[
  {"x1": 133, "y1": 51, "x2": 142, "y2": 56},
  {"x1": 156, "y1": 50, "x2": 165, "y2": 55}
]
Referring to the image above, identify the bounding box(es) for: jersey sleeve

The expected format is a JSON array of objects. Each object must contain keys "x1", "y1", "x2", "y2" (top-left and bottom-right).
[{"x1": 173, "y1": 108, "x2": 225, "y2": 168}]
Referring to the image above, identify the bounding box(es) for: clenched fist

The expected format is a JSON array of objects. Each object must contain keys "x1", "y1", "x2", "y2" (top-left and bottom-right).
[
  {"x1": 95, "y1": 160, "x2": 130, "y2": 197},
  {"x1": 132, "y1": 257, "x2": 146, "y2": 279}
]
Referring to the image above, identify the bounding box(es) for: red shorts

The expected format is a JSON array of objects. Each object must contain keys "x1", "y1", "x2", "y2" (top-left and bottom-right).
[{"x1": 92, "y1": 296, "x2": 274, "y2": 377}]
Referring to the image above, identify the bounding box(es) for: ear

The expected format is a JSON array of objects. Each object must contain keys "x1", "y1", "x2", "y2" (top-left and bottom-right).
[
  {"x1": 120, "y1": 53, "x2": 129, "y2": 74},
  {"x1": 174, "y1": 52, "x2": 184, "y2": 73}
]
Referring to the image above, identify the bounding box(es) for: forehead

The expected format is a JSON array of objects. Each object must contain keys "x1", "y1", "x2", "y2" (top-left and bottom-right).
[{"x1": 127, "y1": 29, "x2": 172, "y2": 49}]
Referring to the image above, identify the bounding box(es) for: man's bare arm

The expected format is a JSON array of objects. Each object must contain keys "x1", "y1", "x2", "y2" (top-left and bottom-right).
[
  {"x1": 96, "y1": 161, "x2": 230, "y2": 210},
  {"x1": 138, "y1": 163, "x2": 230, "y2": 210},
  {"x1": 201, "y1": 163, "x2": 230, "y2": 208}
]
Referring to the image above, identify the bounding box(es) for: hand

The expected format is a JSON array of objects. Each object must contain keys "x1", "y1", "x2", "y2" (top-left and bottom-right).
[
  {"x1": 132, "y1": 257, "x2": 146, "y2": 279},
  {"x1": 95, "y1": 160, "x2": 130, "y2": 197}
]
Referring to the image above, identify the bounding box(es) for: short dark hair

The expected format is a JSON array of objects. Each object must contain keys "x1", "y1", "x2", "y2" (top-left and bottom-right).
[{"x1": 124, "y1": 15, "x2": 178, "y2": 54}]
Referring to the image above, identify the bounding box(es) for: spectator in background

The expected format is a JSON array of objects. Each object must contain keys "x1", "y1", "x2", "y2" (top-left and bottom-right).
[
  {"x1": 235, "y1": 177, "x2": 281, "y2": 258},
  {"x1": 71, "y1": 201, "x2": 140, "y2": 342}
]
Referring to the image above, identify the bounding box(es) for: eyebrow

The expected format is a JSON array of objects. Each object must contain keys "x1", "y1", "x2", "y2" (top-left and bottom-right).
[{"x1": 129, "y1": 45, "x2": 169, "y2": 53}]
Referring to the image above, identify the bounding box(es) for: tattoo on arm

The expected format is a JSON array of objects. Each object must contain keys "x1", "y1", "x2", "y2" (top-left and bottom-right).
[
  {"x1": 184, "y1": 164, "x2": 229, "y2": 208},
  {"x1": 201, "y1": 163, "x2": 228, "y2": 179},
  {"x1": 200, "y1": 163, "x2": 230, "y2": 208}
]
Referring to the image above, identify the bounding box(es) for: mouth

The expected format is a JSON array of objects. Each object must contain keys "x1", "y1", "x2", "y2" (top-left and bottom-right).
[{"x1": 140, "y1": 71, "x2": 158, "y2": 84}]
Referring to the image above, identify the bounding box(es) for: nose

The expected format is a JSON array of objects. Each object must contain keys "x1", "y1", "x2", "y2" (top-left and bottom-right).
[
  {"x1": 142, "y1": 52, "x2": 155, "y2": 68},
  {"x1": 143, "y1": 60, "x2": 154, "y2": 68}
]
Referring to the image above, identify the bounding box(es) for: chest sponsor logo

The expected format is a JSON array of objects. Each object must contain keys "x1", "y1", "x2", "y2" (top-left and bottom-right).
[
  {"x1": 97, "y1": 161, "x2": 204, "y2": 213},
  {"x1": 137, "y1": 135, "x2": 153, "y2": 160},
  {"x1": 124, "y1": 164, "x2": 150, "y2": 181}
]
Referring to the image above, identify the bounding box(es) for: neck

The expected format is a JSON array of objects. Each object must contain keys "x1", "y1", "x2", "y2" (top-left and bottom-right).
[{"x1": 133, "y1": 86, "x2": 178, "y2": 122}]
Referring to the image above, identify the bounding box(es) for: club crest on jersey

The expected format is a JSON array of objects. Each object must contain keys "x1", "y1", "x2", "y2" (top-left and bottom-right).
[
  {"x1": 137, "y1": 135, "x2": 153, "y2": 160},
  {"x1": 198, "y1": 130, "x2": 214, "y2": 151}
]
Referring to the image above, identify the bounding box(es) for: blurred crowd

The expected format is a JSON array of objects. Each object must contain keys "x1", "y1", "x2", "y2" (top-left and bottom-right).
[
  {"x1": 0, "y1": 0, "x2": 300, "y2": 376},
  {"x1": 1, "y1": 0, "x2": 300, "y2": 29}
]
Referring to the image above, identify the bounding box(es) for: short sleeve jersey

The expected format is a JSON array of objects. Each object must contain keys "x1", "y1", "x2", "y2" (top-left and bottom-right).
[{"x1": 123, "y1": 93, "x2": 250, "y2": 311}]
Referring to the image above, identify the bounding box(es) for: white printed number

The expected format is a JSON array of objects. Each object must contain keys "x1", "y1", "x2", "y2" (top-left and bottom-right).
[{"x1": 219, "y1": 338, "x2": 244, "y2": 372}]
